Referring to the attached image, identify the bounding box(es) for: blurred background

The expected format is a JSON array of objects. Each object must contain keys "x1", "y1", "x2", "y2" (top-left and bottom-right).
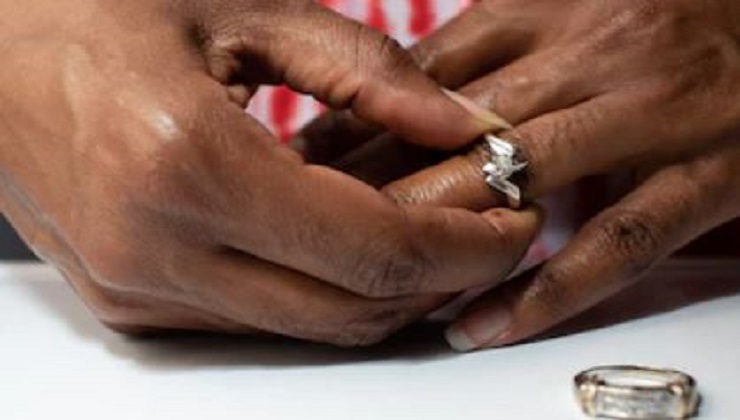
[{"x1": 0, "y1": 217, "x2": 33, "y2": 260}]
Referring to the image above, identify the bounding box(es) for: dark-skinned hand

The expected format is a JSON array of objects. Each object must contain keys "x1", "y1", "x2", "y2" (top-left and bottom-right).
[
  {"x1": 0, "y1": 0, "x2": 542, "y2": 346},
  {"x1": 300, "y1": 0, "x2": 740, "y2": 351}
]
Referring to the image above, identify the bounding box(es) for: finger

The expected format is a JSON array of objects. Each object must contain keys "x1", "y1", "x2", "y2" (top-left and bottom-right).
[
  {"x1": 335, "y1": 44, "x2": 608, "y2": 196},
  {"x1": 332, "y1": 132, "x2": 449, "y2": 188},
  {"x1": 295, "y1": 110, "x2": 383, "y2": 165},
  {"x1": 184, "y1": 250, "x2": 447, "y2": 347},
  {"x1": 384, "y1": 141, "x2": 509, "y2": 210},
  {"x1": 385, "y1": 91, "x2": 654, "y2": 209},
  {"x1": 389, "y1": 58, "x2": 740, "y2": 211},
  {"x1": 225, "y1": 158, "x2": 545, "y2": 298},
  {"x1": 445, "y1": 147, "x2": 740, "y2": 351},
  {"x1": 411, "y1": 1, "x2": 540, "y2": 89},
  {"x1": 296, "y1": 87, "x2": 510, "y2": 168},
  {"x1": 200, "y1": 3, "x2": 498, "y2": 149},
  {"x1": 295, "y1": 0, "x2": 537, "y2": 165},
  {"x1": 293, "y1": 0, "x2": 540, "y2": 164},
  {"x1": 454, "y1": 45, "x2": 606, "y2": 128}
]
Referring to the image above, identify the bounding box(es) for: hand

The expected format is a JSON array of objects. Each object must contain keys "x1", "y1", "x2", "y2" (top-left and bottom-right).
[
  {"x1": 301, "y1": 0, "x2": 740, "y2": 350},
  {"x1": 0, "y1": 0, "x2": 542, "y2": 346}
]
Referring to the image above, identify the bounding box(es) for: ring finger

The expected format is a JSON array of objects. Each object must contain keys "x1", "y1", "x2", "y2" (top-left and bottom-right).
[{"x1": 385, "y1": 85, "x2": 676, "y2": 209}]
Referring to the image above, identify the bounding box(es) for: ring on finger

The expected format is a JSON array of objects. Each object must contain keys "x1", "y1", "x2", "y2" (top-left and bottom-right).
[{"x1": 482, "y1": 133, "x2": 529, "y2": 208}]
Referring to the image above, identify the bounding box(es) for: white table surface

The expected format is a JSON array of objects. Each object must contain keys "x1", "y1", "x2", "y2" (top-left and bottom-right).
[{"x1": 2, "y1": 261, "x2": 740, "y2": 420}]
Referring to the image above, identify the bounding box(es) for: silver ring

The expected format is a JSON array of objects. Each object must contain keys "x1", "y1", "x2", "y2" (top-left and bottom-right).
[
  {"x1": 482, "y1": 134, "x2": 528, "y2": 208},
  {"x1": 574, "y1": 365, "x2": 701, "y2": 419}
]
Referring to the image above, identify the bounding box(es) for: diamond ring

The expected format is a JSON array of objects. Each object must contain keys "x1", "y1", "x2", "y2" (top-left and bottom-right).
[
  {"x1": 482, "y1": 134, "x2": 528, "y2": 208},
  {"x1": 574, "y1": 365, "x2": 701, "y2": 419}
]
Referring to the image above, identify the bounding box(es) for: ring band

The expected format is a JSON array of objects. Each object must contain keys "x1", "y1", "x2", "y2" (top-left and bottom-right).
[
  {"x1": 574, "y1": 365, "x2": 700, "y2": 419},
  {"x1": 482, "y1": 134, "x2": 528, "y2": 208}
]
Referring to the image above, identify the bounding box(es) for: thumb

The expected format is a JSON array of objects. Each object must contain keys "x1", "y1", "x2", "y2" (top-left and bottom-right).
[{"x1": 198, "y1": 1, "x2": 506, "y2": 149}]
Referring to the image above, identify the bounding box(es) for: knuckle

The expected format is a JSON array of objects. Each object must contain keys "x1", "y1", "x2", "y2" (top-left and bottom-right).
[
  {"x1": 622, "y1": 0, "x2": 668, "y2": 27},
  {"x1": 63, "y1": 272, "x2": 128, "y2": 324},
  {"x1": 709, "y1": 157, "x2": 740, "y2": 215},
  {"x1": 682, "y1": 153, "x2": 733, "y2": 193},
  {"x1": 351, "y1": 234, "x2": 429, "y2": 298},
  {"x1": 330, "y1": 308, "x2": 406, "y2": 348},
  {"x1": 511, "y1": 126, "x2": 555, "y2": 195},
  {"x1": 587, "y1": 1, "x2": 688, "y2": 58},
  {"x1": 272, "y1": 298, "x2": 405, "y2": 347},
  {"x1": 376, "y1": 34, "x2": 407, "y2": 64},
  {"x1": 493, "y1": 72, "x2": 538, "y2": 110},
  {"x1": 201, "y1": 0, "x2": 294, "y2": 46},
  {"x1": 78, "y1": 233, "x2": 146, "y2": 291},
  {"x1": 476, "y1": 208, "x2": 517, "y2": 249},
  {"x1": 638, "y1": 44, "x2": 731, "y2": 114},
  {"x1": 522, "y1": 267, "x2": 574, "y2": 320},
  {"x1": 512, "y1": 128, "x2": 548, "y2": 194},
  {"x1": 75, "y1": 225, "x2": 185, "y2": 298},
  {"x1": 672, "y1": 153, "x2": 737, "y2": 219},
  {"x1": 409, "y1": 41, "x2": 436, "y2": 74},
  {"x1": 605, "y1": 0, "x2": 672, "y2": 38},
  {"x1": 369, "y1": 33, "x2": 417, "y2": 80},
  {"x1": 71, "y1": 187, "x2": 198, "y2": 298},
  {"x1": 591, "y1": 210, "x2": 664, "y2": 276},
  {"x1": 201, "y1": 32, "x2": 250, "y2": 83},
  {"x1": 84, "y1": 287, "x2": 137, "y2": 327}
]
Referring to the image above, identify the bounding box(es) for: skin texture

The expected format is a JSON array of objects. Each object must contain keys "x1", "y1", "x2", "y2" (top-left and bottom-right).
[
  {"x1": 302, "y1": 0, "x2": 740, "y2": 350},
  {"x1": 0, "y1": 0, "x2": 544, "y2": 346}
]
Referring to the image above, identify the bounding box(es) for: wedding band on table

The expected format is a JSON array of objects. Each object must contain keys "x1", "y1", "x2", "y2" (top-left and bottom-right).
[
  {"x1": 482, "y1": 133, "x2": 529, "y2": 209},
  {"x1": 574, "y1": 366, "x2": 701, "y2": 419}
]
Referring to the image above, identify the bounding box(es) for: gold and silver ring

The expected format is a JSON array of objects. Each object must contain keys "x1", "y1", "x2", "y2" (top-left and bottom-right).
[{"x1": 574, "y1": 365, "x2": 700, "y2": 419}]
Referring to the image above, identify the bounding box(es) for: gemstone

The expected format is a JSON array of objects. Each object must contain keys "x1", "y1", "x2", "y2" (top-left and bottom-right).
[{"x1": 593, "y1": 387, "x2": 685, "y2": 419}]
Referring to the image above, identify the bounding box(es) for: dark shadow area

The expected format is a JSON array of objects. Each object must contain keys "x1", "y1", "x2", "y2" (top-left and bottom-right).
[
  {"x1": 114, "y1": 322, "x2": 454, "y2": 371},
  {"x1": 0, "y1": 216, "x2": 34, "y2": 260},
  {"x1": 12, "y1": 258, "x2": 740, "y2": 371}
]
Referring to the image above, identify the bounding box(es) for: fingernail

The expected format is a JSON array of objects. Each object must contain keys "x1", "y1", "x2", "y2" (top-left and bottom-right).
[
  {"x1": 442, "y1": 88, "x2": 513, "y2": 132},
  {"x1": 445, "y1": 324, "x2": 478, "y2": 352},
  {"x1": 445, "y1": 306, "x2": 512, "y2": 352}
]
